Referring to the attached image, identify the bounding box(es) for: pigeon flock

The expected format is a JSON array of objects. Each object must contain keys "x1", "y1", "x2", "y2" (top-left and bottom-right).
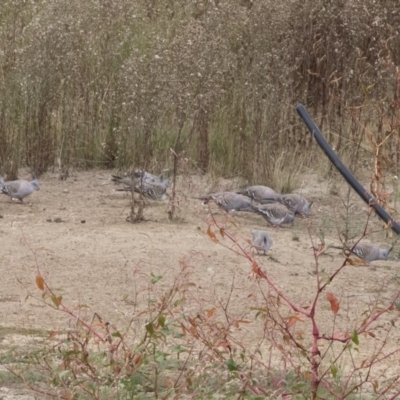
[
  {"x1": 196, "y1": 184, "x2": 392, "y2": 264},
  {"x1": 0, "y1": 170, "x2": 392, "y2": 265}
]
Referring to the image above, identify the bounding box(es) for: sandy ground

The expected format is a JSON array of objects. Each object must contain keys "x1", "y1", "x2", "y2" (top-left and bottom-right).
[{"x1": 1, "y1": 168, "x2": 400, "y2": 397}]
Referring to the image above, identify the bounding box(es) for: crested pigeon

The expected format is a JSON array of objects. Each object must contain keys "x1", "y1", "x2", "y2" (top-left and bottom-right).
[
  {"x1": 117, "y1": 181, "x2": 168, "y2": 201},
  {"x1": 197, "y1": 192, "x2": 223, "y2": 202},
  {"x1": 237, "y1": 185, "x2": 280, "y2": 203},
  {"x1": 277, "y1": 194, "x2": 312, "y2": 216},
  {"x1": 334, "y1": 243, "x2": 392, "y2": 264},
  {"x1": 112, "y1": 170, "x2": 169, "y2": 188},
  {"x1": 251, "y1": 230, "x2": 273, "y2": 255},
  {"x1": 1, "y1": 179, "x2": 40, "y2": 202},
  {"x1": 111, "y1": 175, "x2": 138, "y2": 186},
  {"x1": 199, "y1": 192, "x2": 253, "y2": 213},
  {"x1": 134, "y1": 169, "x2": 170, "y2": 187},
  {"x1": 251, "y1": 203, "x2": 295, "y2": 227}
]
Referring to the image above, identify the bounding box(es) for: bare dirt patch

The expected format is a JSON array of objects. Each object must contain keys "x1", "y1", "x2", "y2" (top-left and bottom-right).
[{"x1": 1, "y1": 169, "x2": 400, "y2": 396}]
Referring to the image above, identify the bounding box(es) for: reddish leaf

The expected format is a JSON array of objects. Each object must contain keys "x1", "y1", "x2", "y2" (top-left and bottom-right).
[
  {"x1": 234, "y1": 319, "x2": 251, "y2": 324},
  {"x1": 303, "y1": 371, "x2": 312, "y2": 380},
  {"x1": 134, "y1": 354, "x2": 143, "y2": 367},
  {"x1": 189, "y1": 326, "x2": 199, "y2": 337},
  {"x1": 206, "y1": 308, "x2": 216, "y2": 318},
  {"x1": 326, "y1": 292, "x2": 340, "y2": 314},
  {"x1": 346, "y1": 257, "x2": 366, "y2": 266},
  {"x1": 207, "y1": 226, "x2": 218, "y2": 243},
  {"x1": 165, "y1": 379, "x2": 175, "y2": 388},
  {"x1": 360, "y1": 359, "x2": 368, "y2": 368},
  {"x1": 252, "y1": 261, "x2": 261, "y2": 276},
  {"x1": 47, "y1": 331, "x2": 59, "y2": 339},
  {"x1": 65, "y1": 390, "x2": 73, "y2": 400},
  {"x1": 219, "y1": 228, "x2": 225, "y2": 238},
  {"x1": 36, "y1": 274, "x2": 44, "y2": 291},
  {"x1": 287, "y1": 314, "x2": 302, "y2": 328}
]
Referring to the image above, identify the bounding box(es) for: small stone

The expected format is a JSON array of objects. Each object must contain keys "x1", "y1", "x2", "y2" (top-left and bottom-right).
[
  {"x1": 54, "y1": 217, "x2": 62, "y2": 223},
  {"x1": 63, "y1": 189, "x2": 69, "y2": 193},
  {"x1": 46, "y1": 218, "x2": 52, "y2": 222},
  {"x1": 81, "y1": 219, "x2": 86, "y2": 223}
]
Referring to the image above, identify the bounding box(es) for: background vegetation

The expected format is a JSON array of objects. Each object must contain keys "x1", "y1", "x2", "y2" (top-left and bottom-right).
[
  {"x1": 2, "y1": 2, "x2": 400, "y2": 396},
  {"x1": 1, "y1": 0, "x2": 400, "y2": 185}
]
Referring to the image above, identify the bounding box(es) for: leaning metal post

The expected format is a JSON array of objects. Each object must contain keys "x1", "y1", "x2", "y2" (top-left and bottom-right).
[{"x1": 296, "y1": 103, "x2": 400, "y2": 235}]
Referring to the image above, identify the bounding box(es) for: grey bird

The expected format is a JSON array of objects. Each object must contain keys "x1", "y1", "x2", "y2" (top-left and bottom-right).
[
  {"x1": 1, "y1": 179, "x2": 40, "y2": 202},
  {"x1": 277, "y1": 194, "x2": 312, "y2": 216},
  {"x1": 252, "y1": 203, "x2": 295, "y2": 227},
  {"x1": 251, "y1": 230, "x2": 273, "y2": 255},
  {"x1": 134, "y1": 169, "x2": 170, "y2": 187},
  {"x1": 112, "y1": 170, "x2": 169, "y2": 188},
  {"x1": 199, "y1": 192, "x2": 253, "y2": 213},
  {"x1": 111, "y1": 175, "x2": 138, "y2": 186},
  {"x1": 117, "y1": 181, "x2": 168, "y2": 201},
  {"x1": 333, "y1": 243, "x2": 392, "y2": 264},
  {"x1": 197, "y1": 192, "x2": 224, "y2": 202},
  {"x1": 237, "y1": 185, "x2": 280, "y2": 203}
]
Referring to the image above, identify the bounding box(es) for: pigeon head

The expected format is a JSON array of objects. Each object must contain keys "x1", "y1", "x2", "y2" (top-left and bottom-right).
[
  {"x1": 303, "y1": 201, "x2": 313, "y2": 216},
  {"x1": 379, "y1": 247, "x2": 392, "y2": 260},
  {"x1": 31, "y1": 180, "x2": 40, "y2": 190}
]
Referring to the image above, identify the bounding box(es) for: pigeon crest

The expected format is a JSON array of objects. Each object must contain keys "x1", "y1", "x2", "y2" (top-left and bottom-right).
[{"x1": 277, "y1": 194, "x2": 312, "y2": 216}]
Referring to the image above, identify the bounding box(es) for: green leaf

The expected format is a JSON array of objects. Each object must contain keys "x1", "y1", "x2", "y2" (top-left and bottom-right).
[
  {"x1": 155, "y1": 352, "x2": 169, "y2": 363},
  {"x1": 331, "y1": 364, "x2": 338, "y2": 378},
  {"x1": 146, "y1": 322, "x2": 155, "y2": 336},
  {"x1": 58, "y1": 370, "x2": 70, "y2": 379},
  {"x1": 351, "y1": 330, "x2": 359, "y2": 345},
  {"x1": 226, "y1": 358, "x2": 238, "y2": 371},
  {"x1": 151, "y1": 273, "x2": 163, "y2": 284},
  {"x1": 112, "y1": 331, "x2": 122, "y2": 338},
  {"x1": 158, "y1": 315, "x2": 165, "y2": 327},
  {"x1": 171, "y1": 345, "x2": 186, "y2": 354}
]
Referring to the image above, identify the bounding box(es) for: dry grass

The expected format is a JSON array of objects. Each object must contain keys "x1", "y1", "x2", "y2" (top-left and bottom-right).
[{"x1": 0, "y1": 0, "x2": 399, "y2": 183}]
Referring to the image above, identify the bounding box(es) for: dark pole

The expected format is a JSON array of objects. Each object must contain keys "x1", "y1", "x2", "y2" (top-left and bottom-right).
[{"x1": 296, "y1": 104, "x2": 400, "y2": 235}]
